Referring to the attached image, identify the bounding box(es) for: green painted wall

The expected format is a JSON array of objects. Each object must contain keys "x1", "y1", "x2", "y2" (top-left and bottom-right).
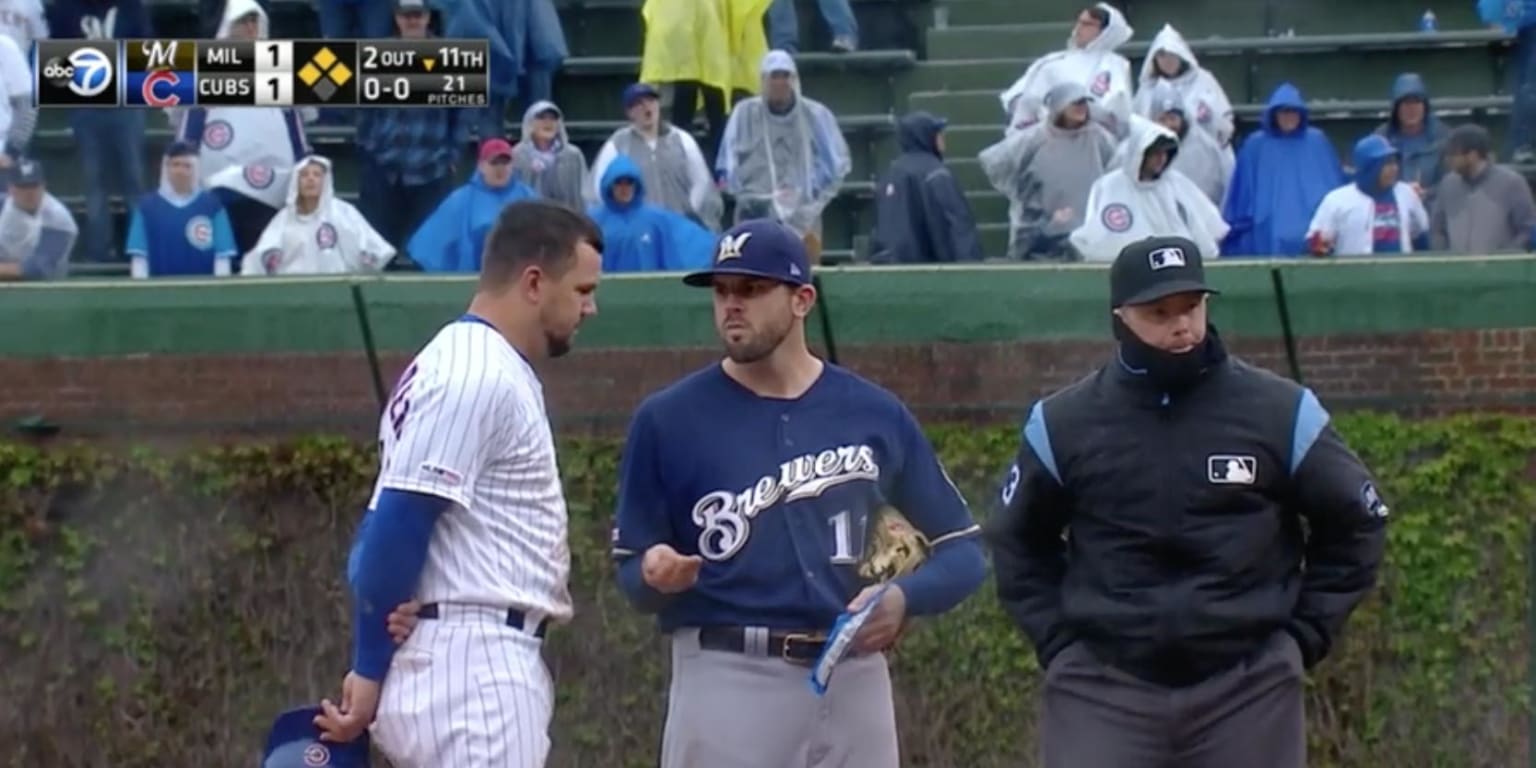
[{"x1": 5, "y1": 256, "x2": 1536, "y2": 359}]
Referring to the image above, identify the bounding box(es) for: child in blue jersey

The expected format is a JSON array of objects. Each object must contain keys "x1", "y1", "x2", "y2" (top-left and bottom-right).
[
  {"x1": 610, "y1": 219, "x2": 988, "y2": 767},
  {"x1": 125, "y1": 142, "x2": 238, "y2": 278}
]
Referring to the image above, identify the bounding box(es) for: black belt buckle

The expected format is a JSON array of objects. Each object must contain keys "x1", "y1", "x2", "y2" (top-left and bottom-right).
[{"x1": 780, "y1": 632, "x2": 825, "y2": 666}]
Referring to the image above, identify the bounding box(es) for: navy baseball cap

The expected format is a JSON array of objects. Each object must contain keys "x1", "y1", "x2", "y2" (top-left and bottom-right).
[
  {"x1": 262, "y1": 707, "x2": 370, "y2": 768},
  {"x1": 622, "y1": 83, "x2": 660, "y2": 109},
  {"x1": 1110, "y1": 235, "x2": 1218, "y2": 308},
  {"x1": 9, "y1": 157, "x2": 43, "y2": 187},
  {"x1": 683, "y1": 219, "x2": 812, "y2": 288}
]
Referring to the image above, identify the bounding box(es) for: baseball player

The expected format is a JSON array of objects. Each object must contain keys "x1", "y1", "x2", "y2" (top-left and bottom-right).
[
  {"x1": 610, "y1": 219, "x2": 989, "y2": 767},
  {"x1": 313, "y1": 200, "x2": 604, "y2": 767}
]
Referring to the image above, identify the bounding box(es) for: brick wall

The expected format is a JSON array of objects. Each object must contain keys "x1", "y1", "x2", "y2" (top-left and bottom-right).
[{"x1": 3, "y1": 328, "x2": 1534, "y2": 443}]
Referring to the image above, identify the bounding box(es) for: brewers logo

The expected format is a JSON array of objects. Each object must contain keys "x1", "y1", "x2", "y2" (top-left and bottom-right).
[
  {"x1": 316, "y1": 222, "x2": 338, "y2": 249},
  {"x1": 716, "y1": 231, "x2": 751, "y2": 262},
  {"x1": 185, "y1": 215, "x2": 214, "y2": 249},
  {"x1": 203, "y1": 120, "x2": 234, "y2": 150}
]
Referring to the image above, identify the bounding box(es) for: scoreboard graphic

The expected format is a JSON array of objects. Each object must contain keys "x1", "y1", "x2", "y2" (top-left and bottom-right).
[{"x1": 34, "y1": 39, "x2": 489, "y2": 108}]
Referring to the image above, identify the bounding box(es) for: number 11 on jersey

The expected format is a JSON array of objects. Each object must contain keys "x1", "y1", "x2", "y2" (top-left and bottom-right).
[{"x1": 829, "y1": 510, "x2": 862, "y2": 565}]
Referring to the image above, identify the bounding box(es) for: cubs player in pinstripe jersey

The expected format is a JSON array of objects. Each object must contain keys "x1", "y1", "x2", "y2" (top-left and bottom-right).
[
  {"x1": 612, "y1": 220, "x2": 990, "y2": 767},
  {"x1": 313, "y1": 200, "x2": 604, "y2": 767}
]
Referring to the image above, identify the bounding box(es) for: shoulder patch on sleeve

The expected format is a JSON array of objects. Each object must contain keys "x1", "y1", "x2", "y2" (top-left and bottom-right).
[{"x1": 1361, "y1": 481, "x2": 1389, "y2": 519}]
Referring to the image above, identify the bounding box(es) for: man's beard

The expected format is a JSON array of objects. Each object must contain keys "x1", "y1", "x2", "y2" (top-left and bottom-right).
[
  {"x1": 545, "y1": 330, "x2": 572, "y2": 359},
  {"x1": 722, "y1": 320, "x2": 790, "y2": 364}
]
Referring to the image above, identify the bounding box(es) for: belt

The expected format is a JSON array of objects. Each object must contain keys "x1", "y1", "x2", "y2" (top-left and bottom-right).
[
  {"x1": 418, "y1": 603, "x2": 548, "y2": 639},
  {"x1": 696, "y1": 626, "x2": 828, "y2": 666}
]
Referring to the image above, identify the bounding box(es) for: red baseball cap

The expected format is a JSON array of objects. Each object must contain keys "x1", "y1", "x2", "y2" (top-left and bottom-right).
[{"x1": 478, "y1": 138, "x2": 513, "y2": 163}]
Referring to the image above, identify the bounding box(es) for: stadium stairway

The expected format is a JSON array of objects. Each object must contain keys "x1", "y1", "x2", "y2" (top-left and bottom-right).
[{"x1": 37, "y1": 0, "x2": 1525, "y2": 270}]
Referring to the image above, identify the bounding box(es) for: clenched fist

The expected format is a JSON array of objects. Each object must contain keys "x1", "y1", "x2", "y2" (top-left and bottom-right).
[{"x1": 642, "y1": 544, "x2": 703, "y2": 594}]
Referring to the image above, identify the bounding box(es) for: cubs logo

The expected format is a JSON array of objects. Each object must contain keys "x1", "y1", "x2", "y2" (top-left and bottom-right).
[
  {"x1": 316, "y1": 223, "x2": 338, "y2": 249},
  {"x1": 1197, "y1": 100, "x2": 1212, "y2": 124},
  {"x1": 185, "y1": 215, "x2": 213, "y2": 249},
  {"x1": 243, "y1": 163, "x2": 274, "y2": 189},
  {"x1": 302, "y1": 743, "x2": 330, "y2": 766},
  {"x1": 203, "y1": 120, "x2": 234, "y2": 150},
  {"x1": 1101, "y1": 203, "x2": 1133, "y2": 232},
  {"x1": 1090, "y1": 70, "x2": 1111, "y2": 97},
  {"x1": 261, "y1": 248, "x2": 284, "y2": 274},
  {"x1": 359, "y1": 250, "x2": 380, "y2": 268}
]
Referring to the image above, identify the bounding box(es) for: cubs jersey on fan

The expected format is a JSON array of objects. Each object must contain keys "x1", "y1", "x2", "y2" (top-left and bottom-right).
[
  {"x1": 368, "y1": 315, "x2": 574, "y2": 622},
  {"x1": 125, "y1": 192, "x2": 237, "y2": 276},
  {"x1": 611, "y1": 362, "x2": 979, "y2": 631}
]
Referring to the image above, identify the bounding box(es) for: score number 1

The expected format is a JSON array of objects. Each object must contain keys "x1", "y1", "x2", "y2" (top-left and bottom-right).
[{"x1": 254, "y1": 41, "x2": 293, "y2": 106}]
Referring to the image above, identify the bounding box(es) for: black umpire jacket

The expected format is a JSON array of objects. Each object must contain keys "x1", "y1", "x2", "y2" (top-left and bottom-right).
[{"x1": 987, "y1": 351, "x2": 1388, "y2": 688}]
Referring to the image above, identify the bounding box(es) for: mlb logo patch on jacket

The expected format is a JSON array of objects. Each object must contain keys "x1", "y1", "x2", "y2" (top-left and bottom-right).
[{"x1": 1207, "y1": 455, "x2": 1257, "y2": 485}]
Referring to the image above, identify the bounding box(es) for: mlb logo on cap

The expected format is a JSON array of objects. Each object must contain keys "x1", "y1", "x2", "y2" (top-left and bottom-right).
[
  {"x1": 262, "y1": 707, "x2": 369, "y2": 768},
  {"x1": 1148, "y1": 246, "x2": 1186, "y2": 270}
]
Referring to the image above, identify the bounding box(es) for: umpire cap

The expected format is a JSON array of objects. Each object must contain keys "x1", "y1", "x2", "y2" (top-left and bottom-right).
[
  {"x1": 262, "y1": 707, "x2": 369, "y2": 768},
  {"x1": 682, "y1": 219, "x2": 812, "y2": 288},
  {"x1": 1109, "y1": 236, "x2": 1219, "y2": 308}
]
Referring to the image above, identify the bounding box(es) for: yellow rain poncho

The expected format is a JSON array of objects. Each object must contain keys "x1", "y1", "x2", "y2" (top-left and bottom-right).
[{"x1": 639, "y1": 0, "x2": 771, "y2": 97}]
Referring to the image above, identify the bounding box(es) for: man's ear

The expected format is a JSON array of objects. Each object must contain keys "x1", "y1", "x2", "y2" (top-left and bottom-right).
[
  {"x1": 792, "y1": 284, "x2": 818, "y2": 318},
  {"x1": 518, "y1": 264, "x2": 545, "y2": 302}
]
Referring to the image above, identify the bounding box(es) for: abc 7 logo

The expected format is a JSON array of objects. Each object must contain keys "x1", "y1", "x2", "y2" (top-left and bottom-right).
[{"x1": 42, "y1": 48, "x2": 114, "y2": 98}]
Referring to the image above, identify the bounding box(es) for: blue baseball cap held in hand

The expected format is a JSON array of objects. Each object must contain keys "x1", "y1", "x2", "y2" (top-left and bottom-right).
[
  {"x1": 683, "y1": 219, "x2": 812, "y2": 288},
  {"x1": 262, "y1": 707, "x2": 370, "y2": 768}
]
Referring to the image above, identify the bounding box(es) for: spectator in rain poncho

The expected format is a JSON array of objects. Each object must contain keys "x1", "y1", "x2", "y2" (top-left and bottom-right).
[
  {"x1": 979, "y1": 82, "x2": 1116, "y2": 261},
  {"x1": 1070, "y1": 117, "x2": 1228, "y2": 263},
  {"x1": 241, "y1": 155, "x2": 394, "y2": 276},
  {"x1": 588, "y1": 153, "x2": 716, "y2": 272},
  {"x1": 717, "y1": 49, "x2": 851, "y2": 262},
  {"x1": 999, "y1": 3, "x2": 1133, "y2": 135},
  {"x1": 1133, "y1": 24, "x2": 1235, "y2": 149},
  {"x1": 177, "y1": 0, "x2": 309, "y2": 259},
  {"x1": 869, "y1": 111, "x2": 984, "y2": 263},
  {"x1": 408, "y1": 137, "x2": 538, "y2": 272},
  {"x1": 448, "y1": 0, "x2": 567, "y2": 142},
  {"x1": 1145, "y1": 81, "x2": 1232, "y2": 206},
  {"x1": 591, "y1": 83, "x2": 722, "y2": 230},
  {"x1": 0, "y1": 159, "x2": 76, "y2": 281},
  {"x1": 1305, "y1": 134, "x2": 1428, "y2": 257},
  {"x1": 125, "y1": 142, "x2": 239, "y2": 278},
  {"x1": 1372, "y1": 73, "x2": 1447, "y2": 202},
  {"x1": 510, "y1": 100, "x2": 588, "y2": 209},
  {"x1": 638, "y1": 0, "x2": 771, "y2": 162},
  {"x1": 1221, "y1": 82, "x2": 1343, "y2": 257}
]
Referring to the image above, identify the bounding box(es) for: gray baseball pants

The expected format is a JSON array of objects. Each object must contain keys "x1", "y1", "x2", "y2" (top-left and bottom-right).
[
  {"x1": 660, "y1": 627, "x2": 900, "y2": 768},
  {"x1": 1041, "y1": 629, "x2": 1306, "y2": 768}
]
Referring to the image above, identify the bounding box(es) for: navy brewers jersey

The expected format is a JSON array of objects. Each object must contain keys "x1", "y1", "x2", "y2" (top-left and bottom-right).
[{"x1": 612, "y1": 363, "x2": 978, "y2": 631}]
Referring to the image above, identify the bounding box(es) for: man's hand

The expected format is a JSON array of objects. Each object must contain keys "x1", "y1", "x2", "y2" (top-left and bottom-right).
[
  {"x1": 642, "y1": 544, "x2": 702, "y2": 594},
  {"x1": 313, "y1": 671, "x2": 382, "y2": 743},
  {"x1": 388, "y1": 599, "x2": 421, "y2": 645},
  {"x1": 1051, "y1": 207, "x2": 1075, "y2": 225},
  {"x1": 847, "y1": 584, "x2": 908, "y2": 655},
  {"x1": 1411, "y1": 181, "x2": 1426, "y2": 199}
]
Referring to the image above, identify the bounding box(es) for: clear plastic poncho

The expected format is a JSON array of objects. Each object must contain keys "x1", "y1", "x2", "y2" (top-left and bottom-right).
[{"x1": 716, "y1": 50, "x2": 851, "y2": 237}]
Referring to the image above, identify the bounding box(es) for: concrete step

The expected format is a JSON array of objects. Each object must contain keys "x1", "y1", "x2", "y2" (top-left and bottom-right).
[
  {"x1": 902, "y1": 58, "x2": 1023, "y2": 95},
  {"x1": 926, "y1": 23, "x2": 1072, "y2": 61},
  {"x1": 1274, "y1": 1, "x2": 1481, "y2": 36},
  {"x1": 938, "y1": 1, "x2": 1066, "y2": 27},
  {"x1": 909, "y1": 89, "x2": 1002, "y2": 127}
]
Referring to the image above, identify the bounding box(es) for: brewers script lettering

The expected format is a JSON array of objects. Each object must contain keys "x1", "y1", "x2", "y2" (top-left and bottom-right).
[{"x1": 692, "y1": 444, "x2": 880, "y2": 561}]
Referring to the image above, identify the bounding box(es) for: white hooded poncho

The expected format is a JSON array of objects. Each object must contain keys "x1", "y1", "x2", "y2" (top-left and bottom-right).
[
  {"x1": 1133, "y1": 24, "x2": 1236, "y2": 147},
  {"x1": 1070, "y1": 117, "x2": 1229, "y2": 263},
  {"x1": 241, "y1": 155, "x2": 394, "y2": 275},
  {"x1": 999, "y1": 3, "x2": 1134, "y2": 135}
]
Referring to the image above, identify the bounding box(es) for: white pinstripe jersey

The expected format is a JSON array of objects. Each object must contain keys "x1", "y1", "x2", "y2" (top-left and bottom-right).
[{"x1": 368, "y1": 318, "x2": 573, "y2": 623}]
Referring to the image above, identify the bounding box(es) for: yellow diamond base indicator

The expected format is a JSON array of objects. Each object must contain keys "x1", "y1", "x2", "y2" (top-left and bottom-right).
[
  {"x1": 329, "y1": 61, "x2": 352, "y2": 85},
  {"x1": 423, "y1": 58, "x2": 435, "y2": 72},
  {"x1": 298, "y1": 62, "x2": 323, "y2": 86},
  {"x1": 313, "y1": 47, "x2": 337, "y2": 69}
]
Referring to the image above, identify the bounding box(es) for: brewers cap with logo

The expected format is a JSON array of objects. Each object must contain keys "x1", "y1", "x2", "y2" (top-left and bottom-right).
[
  {"x1": 262, "y1": 706, "x2": 369, "y2": 768},
  {"x1": 1109, "y1": 235, "x2": 1219, "y2": 308},
  {"x1": 682, "y1": 219, "x2": 812, "y2": 288},
  {"x1": 9, "y1": 157, "x2": 44, "y2": 187}
]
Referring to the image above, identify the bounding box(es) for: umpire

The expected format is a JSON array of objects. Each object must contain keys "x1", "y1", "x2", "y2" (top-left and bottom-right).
[{"x1": 986, "y1": 236, "x2": 1388, "y2": 767}]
